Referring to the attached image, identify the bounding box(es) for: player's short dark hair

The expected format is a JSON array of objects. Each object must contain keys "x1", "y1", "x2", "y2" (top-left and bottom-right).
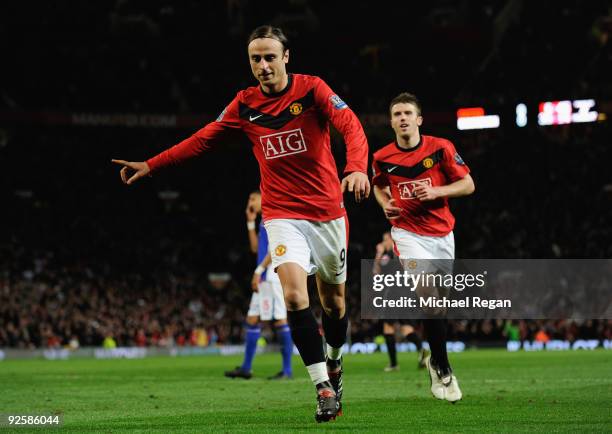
[
  {"x1": 389, "y1": 92, "x2": 422, "y2": 116},
  {"x1": 248, "y1": 25, "x2": 290, "y2": 52}
]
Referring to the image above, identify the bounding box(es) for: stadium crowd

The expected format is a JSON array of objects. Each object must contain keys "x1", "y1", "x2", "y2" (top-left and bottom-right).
[
  {"x1": 1, "y1": 1, "x2": 611, "y2": 349},
  {"x1": 1, "y1": 241, "x2": 610, "y2": 349}
]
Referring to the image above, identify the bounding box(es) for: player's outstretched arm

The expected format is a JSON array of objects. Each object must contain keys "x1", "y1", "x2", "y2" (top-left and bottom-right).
[
  {"x1": 341, "y1": 172, "x2": 371, "y2": 203},
  {"x1": 111, "y1": 159, "x2": 151, "y2": 185},
  {"x1": 115, "y1": 97, "x2": 241, "y2": 182}
]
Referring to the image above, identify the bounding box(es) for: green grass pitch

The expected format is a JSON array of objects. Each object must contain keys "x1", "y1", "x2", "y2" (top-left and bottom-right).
[{"x1": 0, "y1": 349, "x2": 610, "y2": 432}]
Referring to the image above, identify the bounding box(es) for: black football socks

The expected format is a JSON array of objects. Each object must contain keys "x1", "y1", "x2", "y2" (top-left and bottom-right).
[
  {"x1": 287, "y1": 307, "x2": 330, "y2": 386},
  {"x1": 384, "y1": 333, "x2": 398, "y2": 367},
  {"x1": 321, "y1": 311, "x2": 348, "y2": 369},
  {"x1": 287, "y1": 307, "x2": 325, "y2": 366},
  {"x1": 405, "y1": 331, "x2": 423, "y2": 351},
  {"x1": 423, "y1": 319, "x2": 451, "y2": 374}
]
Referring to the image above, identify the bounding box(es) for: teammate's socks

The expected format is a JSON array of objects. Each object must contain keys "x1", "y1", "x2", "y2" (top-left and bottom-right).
[
  {"x1": 276, "y1": 323, "x2": 293, "y2": 376},
  {"x1": 423, "y1": 319, "x2": 450, "y2": 373},
  {"x1": 241, "y1": 324, "x2": 261, "y2": 372},
  {"x1": 287, "y1": 307, "x2": 326, "y2": 383},
  {"x1": 405, "y1": 331, "x2": 423, "y2": 351},
  {"x1": 322, "y1": 311, "x2": 348, "y2": 365},
  {"x1": 384, "y1": 333, "x2": 398, "y2": 367}
]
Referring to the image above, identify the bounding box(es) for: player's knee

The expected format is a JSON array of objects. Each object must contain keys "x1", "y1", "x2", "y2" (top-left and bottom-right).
[
  {"x1": 284, "y1": 296, "x2": 305, "y2": 311},
  {"x1": 283, "y1": 288, "x2": 308, "y2": 311},
  {"x1": 245, "y1": 316, "x2": 259, "y2": 326}
]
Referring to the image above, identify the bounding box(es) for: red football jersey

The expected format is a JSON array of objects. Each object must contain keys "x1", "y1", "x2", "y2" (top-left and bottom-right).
[
  {"x1": 372, "y1": 135, "x2": 470, "y2": 236},
  {"x1": 147, "y1": 74, "x2": 368, "y2": 221}
]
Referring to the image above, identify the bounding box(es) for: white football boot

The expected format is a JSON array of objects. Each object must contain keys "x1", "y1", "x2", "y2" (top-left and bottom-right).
[
  {"x1": 425, "y1": 356, "x2": 462, "y2": 403},
  {"x1": 440, "y1": 373, "x2": 462, "y2": 403}
]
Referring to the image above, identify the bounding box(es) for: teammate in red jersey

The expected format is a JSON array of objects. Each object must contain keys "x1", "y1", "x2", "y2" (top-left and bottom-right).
[
  {"x1": 372, "y1": 92, "x2": 474, "y2": 403},
  {"x1": 112, "y1": 25, "x2": 370, "y2": 422}
]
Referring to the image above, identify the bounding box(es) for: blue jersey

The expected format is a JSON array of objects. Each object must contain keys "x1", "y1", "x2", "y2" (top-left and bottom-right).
[{"x1": 257, "y1": 222, "x2": 269, "y2": 281}]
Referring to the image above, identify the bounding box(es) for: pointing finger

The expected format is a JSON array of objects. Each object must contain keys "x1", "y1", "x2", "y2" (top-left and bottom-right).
[{"x1": 111, "y1": 159, "x2": 131, "y2": 167}]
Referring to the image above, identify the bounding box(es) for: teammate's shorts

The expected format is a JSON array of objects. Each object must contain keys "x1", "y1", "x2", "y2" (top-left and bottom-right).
[
  {"x1": 391, "y1": 227, "x2": 454, "y2": 274},
  {"x1": 264, "y1": 216, "x2": 348, "y2": 284},
  {"x1": 247, "y1": 280, "x2": 287, "y2": 320}
]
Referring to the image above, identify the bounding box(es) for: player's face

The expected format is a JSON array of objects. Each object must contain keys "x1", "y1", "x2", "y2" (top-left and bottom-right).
[
  {"x1": 390, "y1": 102, "x2": 422, "y2": 139},
  {"x1": 248, "y1": 38, "x2": 289, "y2": 91},
  {"x1": 247, "y1": 193, "x2": 262, "y2": 214}
]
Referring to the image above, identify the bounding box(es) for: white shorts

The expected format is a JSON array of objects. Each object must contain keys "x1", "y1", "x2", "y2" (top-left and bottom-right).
[
  {"x1": 391, "y1": 227, "x2": 454, "y2": 274},
  {"x1": 247, "y1": 280, "x2": 287, "y2": 321},
  {"x1": 264, "y1": 216, "x2": 348, "y2": 284}
]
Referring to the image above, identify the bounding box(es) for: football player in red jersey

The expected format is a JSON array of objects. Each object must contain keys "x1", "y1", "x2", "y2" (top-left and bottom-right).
[
  {"x1": 112, "y1": 25, "x2": 370, "y2": 422},
  {"x1": 372, "y1": 92, "x2": 475, "y2": 403}
]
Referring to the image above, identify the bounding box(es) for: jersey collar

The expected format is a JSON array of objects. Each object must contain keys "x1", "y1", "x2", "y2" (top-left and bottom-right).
[
  {"x1": 394, "y1": 135, "x2": 423, "y2": 152},
  {"x1": 260, "y1": 74, "x2": 293, "y2": 98}
]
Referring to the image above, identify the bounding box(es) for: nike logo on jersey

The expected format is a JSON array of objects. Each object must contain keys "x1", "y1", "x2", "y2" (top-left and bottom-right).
[
  {"x1": 239, "y1": 89, "x2": 315, "y2": 129},
  {"x1": 378, "y1": 149, "x2": 444, "y2": 179}
]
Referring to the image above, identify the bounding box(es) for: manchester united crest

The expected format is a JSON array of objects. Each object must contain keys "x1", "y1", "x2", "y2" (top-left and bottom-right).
[
  {"x1": 275, "y1": 245, "x2": 287, "y2": 256},
  {"x1": 423, "y1": 158, "x2": 434, "y2": 169},
  {"x1": 289, "y1": 102, "x2": 303, "y2": 115}
]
